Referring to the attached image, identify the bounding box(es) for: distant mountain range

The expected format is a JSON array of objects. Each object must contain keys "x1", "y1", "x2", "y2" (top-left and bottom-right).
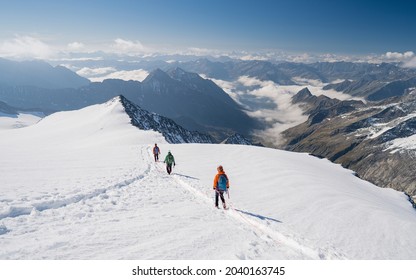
[
  {"x1": 176, "y1": 59, "x2": 416, "y2": 100},
  {"x1": 323, "y1": 76, "x2": 416, "y2": 100},
  {"x1": 3, "y1": 57, "x2": 416, "y2": 108},
  {"x1": 0, "y1": 100, "x2": 18, "y2": 115},
  {"x1": 49, "y1": 56, "x2": 416, "y2": 95},
  {"x1": 0, "y1": 58, "x2": 89, "y2": 89},
  {"x1": 0, "y1": 100, "x2": 44, "y2": 117},
  {"x1": 131, "y1": 59, "x2": 416, "y2": 102}
]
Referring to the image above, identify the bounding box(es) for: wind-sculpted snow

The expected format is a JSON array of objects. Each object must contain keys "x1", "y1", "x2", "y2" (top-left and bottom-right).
[{"x1": 0, "y1": 173, "x2": 148, "y2": 221}]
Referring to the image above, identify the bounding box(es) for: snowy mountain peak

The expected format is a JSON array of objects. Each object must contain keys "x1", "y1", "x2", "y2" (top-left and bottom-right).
[
  {"x1": 291, "y1": 87, "x2": 315, "y2": 104},
  {"x1": 118, "y1": 95, "x2": 214, "y2": 144},
  {"x1": 167, "y1": 67, "x2": 202, "y2": 82},
  {"x1": 142, "y1": 68, "x2": 171, "y2": 83}
]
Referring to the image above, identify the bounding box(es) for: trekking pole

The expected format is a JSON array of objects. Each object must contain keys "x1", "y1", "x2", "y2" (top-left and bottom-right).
[{"x1": 227, "y1": 189, "x2": 230, "y2": 199}]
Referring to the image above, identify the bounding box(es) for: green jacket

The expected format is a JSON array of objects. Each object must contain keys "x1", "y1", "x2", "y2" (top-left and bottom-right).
[{"x1": 164, "y1": 153, "x2": 175, "y2": 165}]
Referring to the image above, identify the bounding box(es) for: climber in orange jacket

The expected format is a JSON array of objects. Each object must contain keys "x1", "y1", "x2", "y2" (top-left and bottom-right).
[{"x1": 213, "y1": 165, "x2": 230, "y2": 209}]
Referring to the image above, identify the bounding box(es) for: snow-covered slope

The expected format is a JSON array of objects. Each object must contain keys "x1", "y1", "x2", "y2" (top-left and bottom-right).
[
  {"x1": 0, "y1": 112, "x2": 43, "y2": 130},
  {"x1": 0, "y1": 101, "x2": 44, "y2": 130},
  {"x1": 1, "y1": 98, "x2": 416, "y2": 260}
]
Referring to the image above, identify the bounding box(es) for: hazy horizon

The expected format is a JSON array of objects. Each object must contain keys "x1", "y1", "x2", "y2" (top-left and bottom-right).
[{"x1": 0, "y1": 0, "x2": 415, "y2": 65}]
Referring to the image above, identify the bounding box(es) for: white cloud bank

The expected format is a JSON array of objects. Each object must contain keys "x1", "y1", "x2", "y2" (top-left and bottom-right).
[
  {"x1": 76, "y1": 67, "x2": 116, "y2": 77},
  {"x1": 110, "y1": 38, "x2": 147, "y2": 55},
  {"x1": 403, "y1": 57, "x2": 416, "y2": 68},
  {"x1": 210, "y1": 76, "x2": 306, "y2": 145},
  {"x1": 1, "y1": 34, "x2": 414, "y2": 68},
  {"x1": 91, "y1": 69, "x2": 149, "y2": 82},
  {"x1": 208, "y1": 75, "x2": 362, "y2": 146},
  {"x1": 76, "y1": 67, "x2": 149, "y2": 82},
  {"x1": 67, "y1": 41, "x2": 86, "y2": 51},
  {"x1": 235, "y1": 50, "x2": 416, "y2": 66},
  {"x1": 383, "y1": 51, "x2": 414, "y2": 61},
  {"x1": 365, "y1": 51, "x2": 415, "y2": 67},
  {"x1": 0, "y1": 35, "x2": 56, "y2": 59},
  {"x1": 380, "y1": 51, "x2": 416, "y2": 68},
  {"x1": 0, "y1": 36, "x2": 153, "y2": 60}
]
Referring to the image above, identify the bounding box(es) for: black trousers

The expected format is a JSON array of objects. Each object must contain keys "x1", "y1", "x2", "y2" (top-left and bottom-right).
[
  {"x1": 215, "y1": 190, "x2": 226, "y2": 206},
  {"x1": 166, "y1": 163, "x2": 172, "y2": 174},
  {"x1": 154, "y1": 153, "x2": 159, "y2": 161}
]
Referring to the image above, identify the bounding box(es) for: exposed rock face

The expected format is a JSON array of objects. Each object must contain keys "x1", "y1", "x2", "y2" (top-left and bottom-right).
[
  {"x1": 119, "y1": 95, "x2": 214, "y2": 144},
  {"x1": 221, "y1": 133, "x2": 253, "y2": 145},
  {"x1": 282, "y1": 90, "x2": 416, "y2": 196}
]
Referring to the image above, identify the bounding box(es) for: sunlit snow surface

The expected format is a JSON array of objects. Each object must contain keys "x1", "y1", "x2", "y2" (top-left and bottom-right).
[
  {"x1": 0, "y1": 112, "x2": 43, "y2": 130},
  {"x1": 1, "y1": 98, "x2": 416, "y2": 259}
]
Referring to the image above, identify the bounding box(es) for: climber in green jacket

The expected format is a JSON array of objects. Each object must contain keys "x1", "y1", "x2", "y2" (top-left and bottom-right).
[{"x1": 164, "y1": 151, "x2": 176, "y2": 175}]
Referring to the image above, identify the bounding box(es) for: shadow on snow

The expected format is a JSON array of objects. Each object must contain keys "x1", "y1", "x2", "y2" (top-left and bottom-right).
[
  {"x1": 234, "y1": 209, "x2": 282, "y2": 223},
  {"x1": 174, "y1": 173, "x2": 200, "y2": 180}
]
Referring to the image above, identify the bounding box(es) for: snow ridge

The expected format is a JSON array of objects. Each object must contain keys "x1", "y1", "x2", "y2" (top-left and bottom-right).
[{"x1": 119, "y1": 95, "x2": 214, "y2": 144}]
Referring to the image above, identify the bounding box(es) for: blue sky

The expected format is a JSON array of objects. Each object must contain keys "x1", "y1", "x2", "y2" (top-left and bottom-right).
[{"x1": 0, "y1": 0, "x2": 415, "y2": 58}]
